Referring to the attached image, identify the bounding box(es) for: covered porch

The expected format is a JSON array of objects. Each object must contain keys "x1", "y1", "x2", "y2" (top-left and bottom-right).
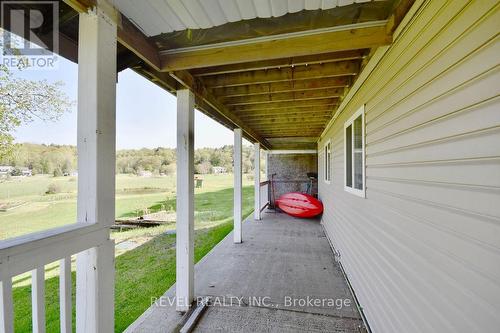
[
  {"x1": 126, "y1": 212, "x2": 364, "y2": 333},
  {"x1": 0, "y1": 0, "x2": 414, "y2": 332}
]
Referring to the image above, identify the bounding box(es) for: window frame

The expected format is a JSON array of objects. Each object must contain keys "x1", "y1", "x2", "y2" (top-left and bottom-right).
[
  {"x1": 324, "y1": 139, "x2": 331, "y2": 184},
  {"x1": 344, "y1": 105, "x2": 366, "y2": 198}
]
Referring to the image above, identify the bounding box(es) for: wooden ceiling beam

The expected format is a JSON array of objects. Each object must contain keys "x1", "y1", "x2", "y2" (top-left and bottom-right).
[
  {"x1": 191, "y1": 50, "x2": 367, "y2": 76},
  {"x1": 133, "y1": 66, "x2": 178, "y2": 93},
  {"x1": 231, "y1": 99, "x2": 338, "y2": 112},
  {"x1": 160, "y1": 23, "x2": 391, "y2": 71},
  {"x1": 264, "y1": 136, "x2": 321, "y2": 140},
  {"x1": 240, "y1": 111, "x2": 332, "y2": 121},
  {"x1": 268, "y1": 136, "x2": 318, "y2": 143},
  {"x1": 259, "y1": 122, "x2": 325, "y2": 127},
  {"x1": 255, "y1": 124, "x2": 326, "y2": 131},
  {"x1": 262, "y1": 132, "x2": 323, "y2": 137},
  {"x1": 117, "y1": 51, "x2": 142, "y2": 72},
  {"x1": 235, "y1": 108, "x2": 337, "y2": 115},
  {"x1": 266, "y1": 143, "x2": 318, "y2": 148},
  {"x1": 267, "y1": 137, "x2": 318, "y2": 144},
  {"x1": 259, "y1": 130, "x2": 324, "y2": 135},
  {"x1": 263, "y1": 132, "x2": 322, "y2": 138},
  {"x1": 132, "y1": 67, "x2": 243, "y2": 135},
  {"x1": 170, "y1": 70, "x2": 271, "y2": 149},
  {"x1": 212, "y1": 77, "x2": 351, "y2": 98},
  {"x1": 202, "y1": 61, "x2": 359, "y2": 88},
  {"x1": 223, "y1": 88, "x2": 344, "y2": 106},
  {"x1": 259, "y1": 126, "x2": 325, "y2": 131},
  {"x1": 244, "y1": 118, "x2": 331, "y2": 127},
  {"x1": 263, "y1": 127, "x2": 322, "y2": 131},
  {"x1": 255, "y1": 120, "x2": 326, "y2": 127},
  {"x1": 63, "y1": 0, "x2": 95, "y2": 13}
]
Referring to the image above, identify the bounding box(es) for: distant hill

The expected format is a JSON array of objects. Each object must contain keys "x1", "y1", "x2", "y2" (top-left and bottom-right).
[{"x1": 0, "y1": 143, "x2": 254, "y2": 176}]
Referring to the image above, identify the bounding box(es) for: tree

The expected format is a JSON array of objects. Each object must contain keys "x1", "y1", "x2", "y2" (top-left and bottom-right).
[{"x1": 0, "y1": 64, "x2": 73, "y2": 158}]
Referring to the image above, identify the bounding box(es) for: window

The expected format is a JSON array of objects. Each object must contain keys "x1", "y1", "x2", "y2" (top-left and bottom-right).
[
  {"x1": 324, "y1": 140, "x2": 331, "y2": 183},
  {"x1": 344, "y1": 105, "x2": 365, "y2": 197}
]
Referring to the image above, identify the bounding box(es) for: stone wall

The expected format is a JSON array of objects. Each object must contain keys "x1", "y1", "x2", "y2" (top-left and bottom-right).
[{"x1": 267, "y1": 153, "x2": 318, "y2": 205}]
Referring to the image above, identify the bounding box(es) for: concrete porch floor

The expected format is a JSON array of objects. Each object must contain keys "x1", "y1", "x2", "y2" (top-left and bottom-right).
[{"x1": 125, "y1": 211, "x2": 365, "y2": 333}]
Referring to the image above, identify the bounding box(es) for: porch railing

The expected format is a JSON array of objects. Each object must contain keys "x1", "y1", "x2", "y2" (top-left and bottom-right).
[
  {"x1": 0, "y1": 223, "x2": 113, "y2": 333},
  {"x1": 259, "y1": 180, "x2": 270, "y2": 212}
]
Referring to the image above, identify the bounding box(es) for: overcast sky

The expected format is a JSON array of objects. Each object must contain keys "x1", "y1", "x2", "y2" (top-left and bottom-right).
[{"x1": 12, "y1": 55, "x2": 243, "y2": 149}]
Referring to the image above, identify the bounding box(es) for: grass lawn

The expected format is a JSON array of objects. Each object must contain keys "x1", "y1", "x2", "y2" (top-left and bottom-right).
[
  {"x1": 2, "y1": 173, "x2": 254, "y2": 332},
  {"x1": 0, "y1": 173, "x2": 252, "y2": 239},
  {"x1": 12, "y1": 218, "x2": 250, "y2": 332}
]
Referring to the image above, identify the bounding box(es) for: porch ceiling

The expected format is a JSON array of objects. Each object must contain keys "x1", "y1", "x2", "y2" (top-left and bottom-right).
[{"x1": 38, "y1": 0, "x2": 413, "y2": 149}]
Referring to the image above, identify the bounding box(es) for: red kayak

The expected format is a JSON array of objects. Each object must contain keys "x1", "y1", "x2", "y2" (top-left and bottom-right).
[{"x1": 275, "y1": 192, "x2": 323, "y2": 218}]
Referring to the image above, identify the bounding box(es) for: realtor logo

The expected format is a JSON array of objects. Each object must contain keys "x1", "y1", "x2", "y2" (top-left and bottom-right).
[{"x1": 1, "y1": 1, "x2": 59, "y2": 69}]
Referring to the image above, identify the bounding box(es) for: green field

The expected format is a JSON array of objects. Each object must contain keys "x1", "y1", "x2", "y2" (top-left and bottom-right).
[
  {"x1": 0, "y1": 173, "x2": 252, "y2": 239},
  {"x1": 0, "y1": 173, "x2": 255, "y2": 331}
]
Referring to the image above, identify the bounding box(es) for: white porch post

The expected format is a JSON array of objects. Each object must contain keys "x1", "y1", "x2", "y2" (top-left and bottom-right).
[
  {"x1": 75, "y1": 5, "x2": 117, "y2": 333},
  {"x1": 175, "y1": 89, "x2": 195, "y2": 311},
  {"x1": 254, "y1": 143, "x2": 261, "y2": 220},
  {"x1": 234, "y1": 128, "x2": 243, "y2": 243}
]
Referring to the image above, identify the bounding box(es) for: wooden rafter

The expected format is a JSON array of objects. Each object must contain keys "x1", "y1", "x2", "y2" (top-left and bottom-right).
[
  {"x1": 222, "y1": 88, "x2": 344, "y2": 106},
  {"x1": 117, "y1": 51, "x2": 142, "y2": 72},
  {"x1": 170, "y1": 71, "x2": 271, "y2": 149},
  {"x1": 201, "y1": 61, "x2": 359, "y2": 88},
  {"x1": 261, "y1": 131, "x2": 324, "y2": 136},
  {"x1": 257, "y1": 130, "x2": 324, "y2": 136},
  {"x1": 263, "y1": 129, "x2": 323, "y2": 133},
  {"x1": 267, "y1": 137, "x2": 318, "y2": 143},
  {"x1": 191, "y1": 50, "x2": 367, "y2": 76},
  {"x1": 240, "y1": 112, "x2": 332, "y2": 123},
  {"x1": 231, "y1": 99, "x2": 339, "y2": 112},
  {"x1": 244, "y1": 118, "x2": 331, "y2": 127},
  {"x1": 63, "y1": 0, "x2": 95, "y2": 13},
  {"x1": 255, "y1": 123, "x2": 326, "y2": 130},
  {"x1": 212, "y1": 77, "x2": 351, "y2": 98},
  {"x1": 261, "y1": 132, "x2": 324, "y2": 138},
  {"x1": 234, "y1": 108, "x2": 337, "y2": 116},
  {"x1": 132, "y1": 65, "x2": 178, "y2": 93}
]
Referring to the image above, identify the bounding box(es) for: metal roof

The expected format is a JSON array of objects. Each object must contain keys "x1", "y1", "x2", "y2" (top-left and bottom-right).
[{"x1": 114, "y1": 0, "x2": 377, "y2": 37}]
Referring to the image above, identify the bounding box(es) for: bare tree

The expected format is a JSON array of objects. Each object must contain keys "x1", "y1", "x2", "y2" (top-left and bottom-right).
[{"x1": 0, "y1": 64, "x2": 73, "y2": 158}]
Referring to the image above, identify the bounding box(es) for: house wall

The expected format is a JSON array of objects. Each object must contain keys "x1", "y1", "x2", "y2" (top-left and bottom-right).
[
  {"x1": 268, "y1": 153, "x2": 318, "y2": 204},
  {"x1": 317, "y1": 1, "x2": 500, "y2": 332}
]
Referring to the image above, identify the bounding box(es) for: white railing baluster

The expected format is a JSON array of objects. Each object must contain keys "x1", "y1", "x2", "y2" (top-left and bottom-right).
[
  {"x1": 0, "y1": 223, "x2": 110, "y2": 333},
  {"x1": 0, "y1": 278, "x2": 14, "y2": 333},
  {"x1": 59, "y1": 257, "x2": 72, "y2": 333},
  {"x1": 32, "y1": 267, "x2": 46, "y2": 333}
]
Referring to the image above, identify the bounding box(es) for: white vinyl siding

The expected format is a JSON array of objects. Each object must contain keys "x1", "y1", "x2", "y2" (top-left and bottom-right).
[{"x1": 318, "y1": 1, "x2": 500, "y2": 332}]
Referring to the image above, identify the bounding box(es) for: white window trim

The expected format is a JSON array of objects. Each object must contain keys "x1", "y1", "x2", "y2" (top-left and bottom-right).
[
  {"x1": 344, "y1": 105, "x2": 366, "y2": 198},
  {"x1": 324, "y1": 139, "x2": 331, "y2": 184}
]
